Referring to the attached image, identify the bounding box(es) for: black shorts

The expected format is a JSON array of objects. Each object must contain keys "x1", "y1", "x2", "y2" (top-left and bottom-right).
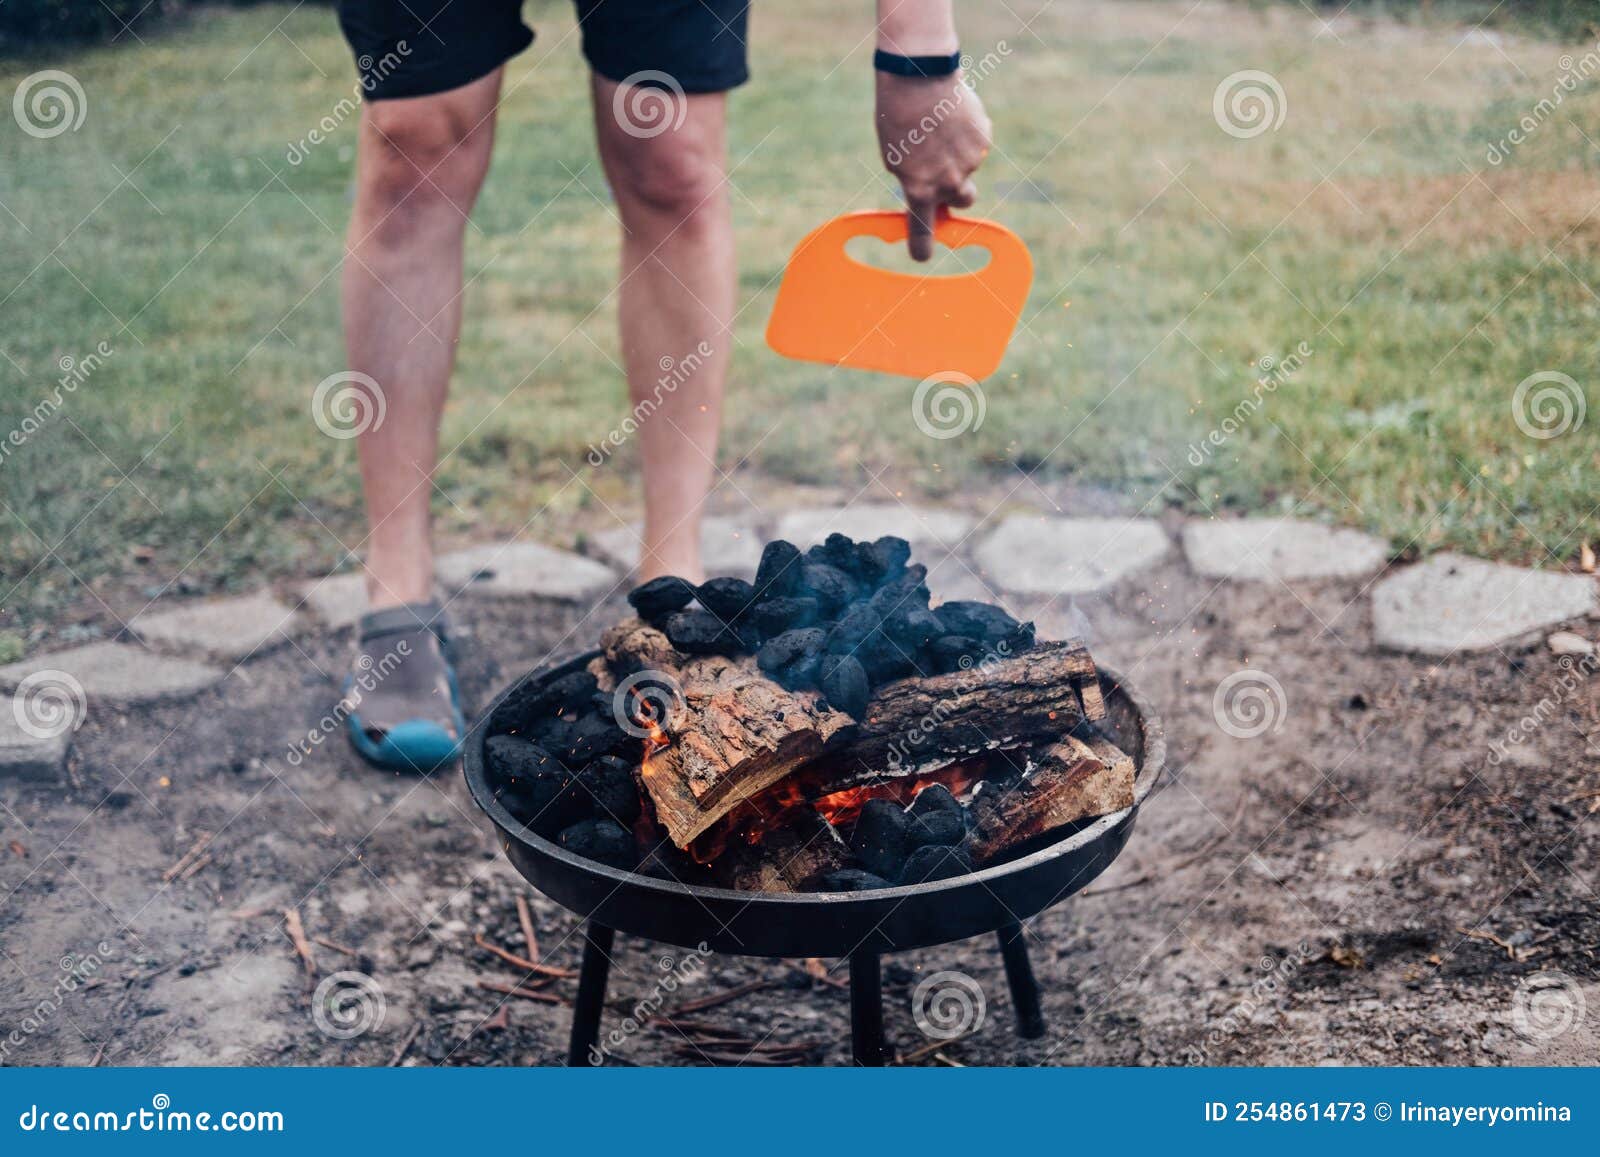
[{"x1": 337, "y1": 0, "x2": 751, "y2": 102}]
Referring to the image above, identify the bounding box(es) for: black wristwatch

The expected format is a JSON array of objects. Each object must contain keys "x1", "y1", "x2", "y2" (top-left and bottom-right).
[{"x1": 873, "y1": 48, "x2": 962, "y2": 78}]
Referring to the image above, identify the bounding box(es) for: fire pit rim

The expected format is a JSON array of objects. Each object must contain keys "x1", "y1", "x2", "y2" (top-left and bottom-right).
[{"x1": 463, "y1": 648, "x2": 1165, "y2": 906}]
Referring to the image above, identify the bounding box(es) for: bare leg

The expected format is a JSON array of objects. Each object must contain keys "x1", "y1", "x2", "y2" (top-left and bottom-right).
[
  {"x1": 343, "y1": 70, "x2": 502, "y2": 610},
  {"x1": 591, "y1": 76, "x2": 734, "y2": 583}
]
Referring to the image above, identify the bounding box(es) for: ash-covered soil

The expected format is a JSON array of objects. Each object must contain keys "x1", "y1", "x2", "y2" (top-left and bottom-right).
[{"x1": 3, "y1": 530, "x2": 1597, "y2": 1067}]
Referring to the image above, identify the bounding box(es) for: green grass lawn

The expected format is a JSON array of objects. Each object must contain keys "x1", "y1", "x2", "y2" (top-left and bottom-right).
[{"x1": 2, "y1": 0, "x2": 1598, "y2": 642}]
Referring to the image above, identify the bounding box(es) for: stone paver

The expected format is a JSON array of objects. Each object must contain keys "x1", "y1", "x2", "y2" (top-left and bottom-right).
[
  {"x1": 296, "y1": 572, "x2": 369, "y2": 630},
  {"x1": 1182, "y1": 517, "x2": 1388, "y2": 582},
  {"x1": 973, "y1": 514, "x2": 1170, "y2": 596},
  {"x1": 0, "y1": 643, "x2": 224, "y2": 706},
  {"x1": 1547, "y1": 630, "x2": 1594, "y2": 656},
  {"x1": 0, "y1": 711, "x2": 73, "y2": 780},
  {"x1": 436, "y1": 541, "x2": 617, "y2": 602},
  {"x1": 590, "y1": 516, "x2": 763, "y2": 578},
  {"x1": 775, "y1": 504, "x2": 975, "y2": 561},
  {"x1": 1372, "y1": 553, "x2": 1598, "y2": 655},
  {"x1": 131, "y1": 593, "x2": 302, "y2": 661}
]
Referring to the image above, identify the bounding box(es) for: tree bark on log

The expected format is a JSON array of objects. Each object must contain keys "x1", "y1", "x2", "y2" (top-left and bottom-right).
[
  {"x1": 966, "y1": 732, "x2": 1136, "y2": 864},
  {"x1": 601, "y1": 620, "x2": 853, "y2": 849}
]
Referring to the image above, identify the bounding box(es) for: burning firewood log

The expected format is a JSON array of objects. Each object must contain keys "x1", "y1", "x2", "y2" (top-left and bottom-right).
[
  {"x1": 601, "y1": 619, "x2": 854, "y2": 849},
  {"x1": 966, "y1": 730, "x2": 1135, "y2": 864},
  {"x1": 712, "y1": 811, "x2": 849, "y2": 892}
]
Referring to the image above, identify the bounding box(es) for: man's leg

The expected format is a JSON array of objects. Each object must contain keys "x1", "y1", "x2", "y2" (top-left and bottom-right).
[
  {"x1": 343, "y1": 69, "x2": 502, "y2": 610},
  {"x1": 336, "y1": 73, "x2": 502, "y2": 765},
  {"x1": 590, "y1": 76, "x2": 735, "y2": 583}
]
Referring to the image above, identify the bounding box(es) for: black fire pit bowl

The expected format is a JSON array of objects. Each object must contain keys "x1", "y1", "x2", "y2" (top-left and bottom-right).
[{"x1": 463, "y1": 650, "x2": 1163, "y2": 1064}]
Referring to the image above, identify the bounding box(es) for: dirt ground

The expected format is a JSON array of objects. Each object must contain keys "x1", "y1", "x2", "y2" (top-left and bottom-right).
[{"x1": 3, "y1": 496, "x2": 1598, "y2": 1068}]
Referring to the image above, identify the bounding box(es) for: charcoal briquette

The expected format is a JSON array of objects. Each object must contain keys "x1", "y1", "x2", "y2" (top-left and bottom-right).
[
  {"x1": 885, "y1": 607, "x2": 942, "y2": 651},
  {"x1": 806, "y1": 532, "x2": 862, "y2": 577},
  {"x1": 542, "y1": 669, "x2": 599, "y2": 713},
  {"x1": 756, "y1": 627, "x2": 826, "y2": 674},
  {"x1": 906, "y1": 784, "x2": 965, "y2": 848},
  {"x1": 627, "y1": 575, "x2": 697, "y2": 620},
  {"x1": 695, "y1": 576, "x2": 758, "y2": 622},
  {"x1": 753, "y1": 539, "x2": 804, "y2": 599},
  {"x1": 855, "y1": 535, "x2": 911, "y2": 587},
  {"x1": 748, "y1": 595, "x2": 818, "y2": 639},
  {"x1": 896, "y1": 843, "x2": 974, "y2": 884},
  {"x1": 557, "y1": 711, "x2": 630, "y2": 767},
  {"x1": 927, "y1": 634, "x2": 985, "y2": 673},
  {"x1": 816, "y1": 868, "x2": 892, "y2": 892},
  {"x1": 825, "y1": 602, "x2": 881, "y2": 654},
  {"x1": 933, "y1": 600, "x2": 1033, "y2": 653},
  {"x1": 557, "y1": 819, "x2": 637, "y2": 870},
  {"x1": 487, "y1": 735, "x2": 586, "y2": 835},
  {"x1": 849, "y1": 797, "x2": 911, "y2": 879},
  {"x1": 579, "y1": 755, "x2": 642, "y2": 825},
  {"x1": 663, "y1": 609, "x2": 738, "y2": 655},
  {"x1": 799, "y1": 561, "x2": 858, "y2": 616},
  {"x1": 819, "y1": 653, "x2": 870, "y2": 718}
]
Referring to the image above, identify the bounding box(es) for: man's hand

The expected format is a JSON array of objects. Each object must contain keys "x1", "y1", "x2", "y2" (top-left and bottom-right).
[{"x1": 876, "y1": 70, "x2": 992, "y2": 261}]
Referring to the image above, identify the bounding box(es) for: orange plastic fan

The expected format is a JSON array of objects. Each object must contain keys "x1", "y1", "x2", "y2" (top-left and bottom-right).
[{"x1": 766, "y1": 210, "x2": 1033, "y2": 381}]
